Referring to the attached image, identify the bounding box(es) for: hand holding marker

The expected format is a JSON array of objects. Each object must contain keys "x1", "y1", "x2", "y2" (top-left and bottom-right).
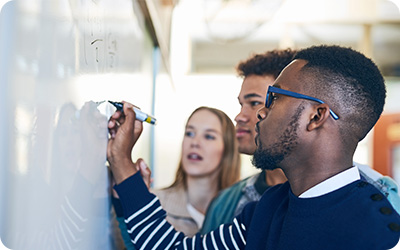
[{"x1": 108, "y1": 101, "x2": 157, "y2": 125}]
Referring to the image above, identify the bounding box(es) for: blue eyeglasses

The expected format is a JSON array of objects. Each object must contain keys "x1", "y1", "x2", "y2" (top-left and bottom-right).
[{"x1": 265, "y1": 86, "x2": 339, "y2": 120}]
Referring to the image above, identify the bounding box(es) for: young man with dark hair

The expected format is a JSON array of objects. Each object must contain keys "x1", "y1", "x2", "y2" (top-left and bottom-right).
[
  {"x1": 201, "y1": 49, "x2": 295, "y2": 233},
  {"x1": 107, "y1": 45, "x2": 400, "y2": 249}
]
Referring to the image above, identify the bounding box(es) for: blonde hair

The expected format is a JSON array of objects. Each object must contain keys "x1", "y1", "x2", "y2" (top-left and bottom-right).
[{"x1": 169, "y1": 106, "x2": 241, "y2": 191}]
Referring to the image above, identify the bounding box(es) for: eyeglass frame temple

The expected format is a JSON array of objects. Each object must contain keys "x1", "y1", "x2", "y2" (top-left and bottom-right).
[{"x1": 266, "y1": 86, "x2": 339, "y2": 120}]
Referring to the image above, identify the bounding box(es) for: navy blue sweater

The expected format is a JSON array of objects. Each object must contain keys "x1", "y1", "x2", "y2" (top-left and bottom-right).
[{"x1": 115, "y1": 172, "x2": 400, "y2": 249}]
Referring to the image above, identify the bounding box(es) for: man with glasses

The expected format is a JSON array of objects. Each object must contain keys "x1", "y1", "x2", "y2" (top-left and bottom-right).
[
  {"x1": 201, "y1": 49, "x2": 400, "y2": 235},
  {"x1": 107, "y1": 45, "x2": 400, "y2": 249}
]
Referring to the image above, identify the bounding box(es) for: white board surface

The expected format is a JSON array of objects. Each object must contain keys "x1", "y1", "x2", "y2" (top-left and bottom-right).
[{"x1": 0, "y1": 0, "x2": 155, "y2": 249}]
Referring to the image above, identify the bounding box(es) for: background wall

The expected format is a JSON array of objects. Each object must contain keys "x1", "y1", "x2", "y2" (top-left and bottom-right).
[{"x1": 151, "y1": 0, "x2": 400, "y2": 188}]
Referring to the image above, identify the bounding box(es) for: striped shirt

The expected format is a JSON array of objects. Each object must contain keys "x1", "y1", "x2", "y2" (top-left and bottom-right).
[{"x1": 115, "y1": 173, "x2": 248, "y2": 250}]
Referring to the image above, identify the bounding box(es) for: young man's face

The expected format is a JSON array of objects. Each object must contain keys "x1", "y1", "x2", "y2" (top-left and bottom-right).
[
  {"x1": 253, "y1": 60, "x2": 308, "y2": 170},
  {"x1": 235, "y1": 74, "x2": 275, "y2": 155}
]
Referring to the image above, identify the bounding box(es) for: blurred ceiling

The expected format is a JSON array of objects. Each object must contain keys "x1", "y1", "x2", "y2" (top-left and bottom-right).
[{"x1": 167, "y1": 0, "x2": 400, "y2": 76}]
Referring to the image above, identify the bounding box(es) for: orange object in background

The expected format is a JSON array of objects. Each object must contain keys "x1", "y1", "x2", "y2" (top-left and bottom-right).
[{"x1": 373, "y1": 113, "x2": 400, "y2": 181}]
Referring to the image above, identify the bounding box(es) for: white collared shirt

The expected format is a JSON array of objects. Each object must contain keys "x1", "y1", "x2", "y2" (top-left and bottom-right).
[
  {"x1": 186, "y1": 203, "x2": 205, "y2": 228},
  {"x1": 299, "y1": 166, "x2": 361, "y2": 198}
]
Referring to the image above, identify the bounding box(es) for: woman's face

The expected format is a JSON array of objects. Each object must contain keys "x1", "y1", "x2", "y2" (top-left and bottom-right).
[{"x1": 181, "y1": 109, "x2": 224, "y2": 178}]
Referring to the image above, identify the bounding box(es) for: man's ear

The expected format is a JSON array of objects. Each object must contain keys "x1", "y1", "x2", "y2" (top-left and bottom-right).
[{"x1": 306, "y1": 103, "x2": 331, "y2": 131}]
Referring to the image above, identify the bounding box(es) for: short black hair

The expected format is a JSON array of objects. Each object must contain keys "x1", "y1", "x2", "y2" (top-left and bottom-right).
[
  {"x1": 236, "y1": 48, "x2": 297, "y2": 79},
  {"x1": 294, "y1": 45, "x2": 386, "y2": 142}
]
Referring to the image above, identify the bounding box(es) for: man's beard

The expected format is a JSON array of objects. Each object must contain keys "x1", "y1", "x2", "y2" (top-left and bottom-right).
[{"x1": 252, "y1": 105, "x2": 304, "y2": 170}]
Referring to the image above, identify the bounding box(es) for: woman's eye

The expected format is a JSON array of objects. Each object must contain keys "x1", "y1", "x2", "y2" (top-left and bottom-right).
[
  {"x1": 205, "y1": 134, "x2": 216, "y2": 140},
  {"x1": 185, "y1": 131, "x2": 195, "y2": 137}
]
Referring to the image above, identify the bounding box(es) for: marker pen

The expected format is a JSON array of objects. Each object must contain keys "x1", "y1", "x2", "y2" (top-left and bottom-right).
[{"x1": 108, "y1": 101, "x2": 157, "y2": 125}]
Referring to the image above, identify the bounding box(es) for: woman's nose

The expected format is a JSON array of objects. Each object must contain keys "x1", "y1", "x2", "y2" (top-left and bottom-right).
[{"x1": 190, "y1": 136, "x2": 200, "y2": 148}]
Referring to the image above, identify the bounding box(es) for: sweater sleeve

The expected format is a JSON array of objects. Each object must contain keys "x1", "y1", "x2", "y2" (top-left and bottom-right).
[{"x1": 114, "y1": 172, "x2": 248, "y2": 249}]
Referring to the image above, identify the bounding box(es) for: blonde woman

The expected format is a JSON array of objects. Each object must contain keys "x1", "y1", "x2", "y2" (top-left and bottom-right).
[
  {"x1": 153, "y1": 106, "x2": 241, "y2": 236},
  {"x1": 113, "y1": 106, "x2": 241, "y2": 249}
]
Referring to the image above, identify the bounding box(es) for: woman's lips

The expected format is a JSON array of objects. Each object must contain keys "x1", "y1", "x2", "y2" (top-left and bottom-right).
[{"x1": 187, "y1": 153, "x2": 203, "y2": 161}]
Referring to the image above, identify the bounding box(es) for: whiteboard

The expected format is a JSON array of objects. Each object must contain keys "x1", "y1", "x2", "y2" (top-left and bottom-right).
[{"x1": 0, "y1": 0, "x2": 155, "y2": 249}]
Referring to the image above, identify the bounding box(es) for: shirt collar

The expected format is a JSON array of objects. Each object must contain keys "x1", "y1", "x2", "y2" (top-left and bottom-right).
[
  {"x1": 186, "y1": 203, "x2": 204, "y2": 228},
  {"x1": 299, "y1": 166, "x2": 360, "y2": 198}
]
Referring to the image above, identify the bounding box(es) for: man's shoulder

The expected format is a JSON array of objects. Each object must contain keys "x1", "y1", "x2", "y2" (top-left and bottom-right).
[
  {"x1": 207, "y1": 173, "x2": 263, "y2": 216},
  {"x1": 337, "y1": 181, "x2": 400, "y2": 246},
  {"x1": 200, "y1": 173, "x2": 264, "y2": 234},
  {"x1": 216, "y1": 173, "x2": 262, "y2": 199},
  {"x1": 355, "y1": 162, "x2": 400, "y2": 214},
  {"x1": 351, "y1": 181, "x2": 399, "y2": 214},
  {"x1": 314, "y1": 180, "x2": 400, "y2": 235}
]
